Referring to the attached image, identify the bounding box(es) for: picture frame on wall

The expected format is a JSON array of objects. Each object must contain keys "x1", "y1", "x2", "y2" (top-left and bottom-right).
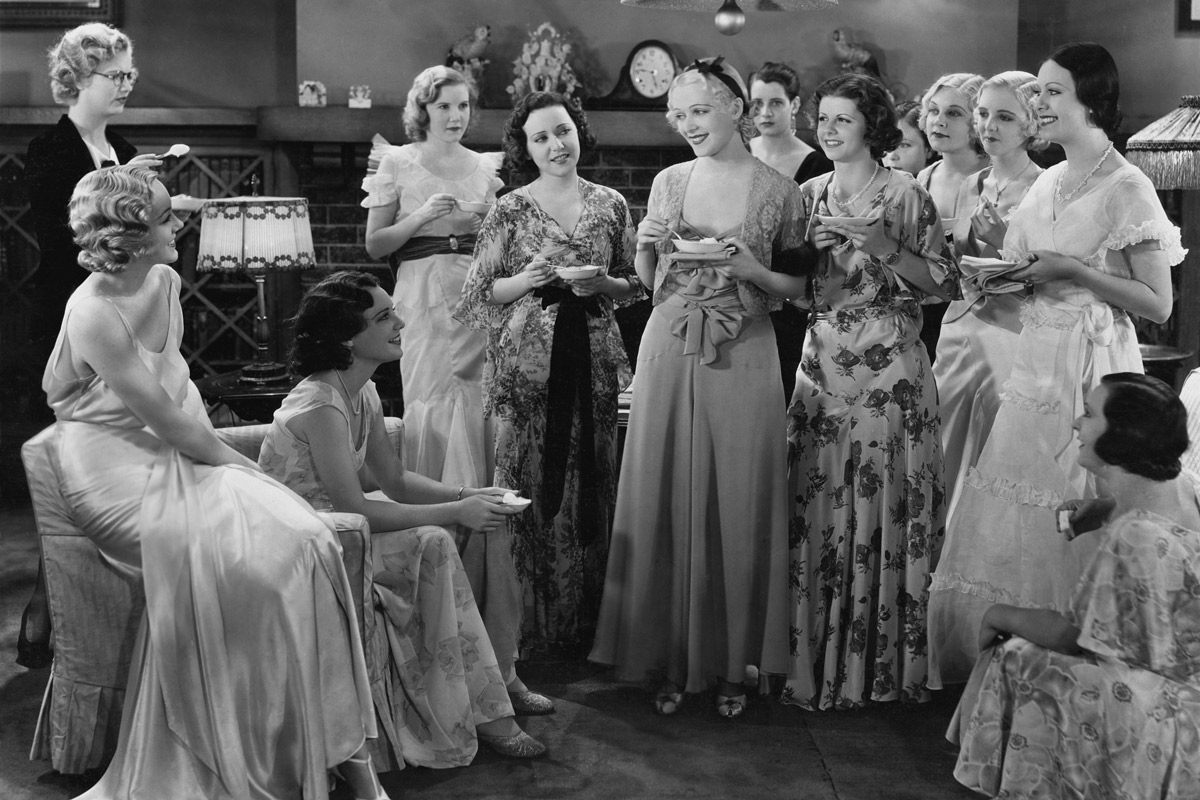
[
  {"x1": 1181, "y1": 0, "x2": 1200, "y2": 31},
  {"x1": 0, "y1": 0, "x2": 120, "y2": 29}
]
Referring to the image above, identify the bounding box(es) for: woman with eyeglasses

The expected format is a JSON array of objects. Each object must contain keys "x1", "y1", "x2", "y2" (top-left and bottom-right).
[{"x1": 18, "y1": 22, "x2": 159, "y2": 671}]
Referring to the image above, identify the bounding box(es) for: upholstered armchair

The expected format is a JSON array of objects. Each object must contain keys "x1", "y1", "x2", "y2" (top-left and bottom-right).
[{"x1": 20, "y1": 419, "x2": 400, "y2": 775}]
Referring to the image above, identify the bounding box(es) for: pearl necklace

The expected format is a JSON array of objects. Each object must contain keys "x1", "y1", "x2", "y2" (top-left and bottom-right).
[
  {"x1": 333, "y1": 369, "x2": 364, "y2": 417},
  {"x1": 1054, "y1": 142, "x2": 1113, "y2": 205},
  {"x1": 988, "y1": 160, "x2": 1034, "y2": 206},
  {"x1": 831, "y1": 161, "x2": 881, "y2": 211}
]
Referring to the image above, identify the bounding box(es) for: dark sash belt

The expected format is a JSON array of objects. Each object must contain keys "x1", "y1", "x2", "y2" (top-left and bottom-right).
[
  {"x1": 534, "y1": 284, "x2": 603, "y2": 546},
  {"x1": 388, "y1": 234, "x2": 478, "y2": 267}
]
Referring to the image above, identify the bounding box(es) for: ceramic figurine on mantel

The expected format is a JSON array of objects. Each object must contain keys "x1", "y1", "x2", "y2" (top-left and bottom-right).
[
  {"x1": 446, "y1": 24, "x2": 491, "y2": 95},
  {"x1": 298, "y1": 80, "x2": 327, "y2": 107},
  {"x1": 507, "y1": 21, "x2": 580, "y2": 103},
  {"x1": 349, "y1": 85, "x2": 372, "y2": 109}
]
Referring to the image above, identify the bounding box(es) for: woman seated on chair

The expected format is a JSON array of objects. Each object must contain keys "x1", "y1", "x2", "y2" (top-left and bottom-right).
[
  {"x1": 48, "y1": 165, "x2": 387, "y2": 800},
  {"x1": 951, "y1": 372, "x2": 1200, "y2": 798},
  {"x1": 259, "y1": 270, "x2": 550, "y2": 765}
]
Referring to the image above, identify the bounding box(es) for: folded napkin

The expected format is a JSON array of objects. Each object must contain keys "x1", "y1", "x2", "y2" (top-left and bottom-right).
[{"x1": 959, "y1": 255, "x2": 1026, "y2": 295}]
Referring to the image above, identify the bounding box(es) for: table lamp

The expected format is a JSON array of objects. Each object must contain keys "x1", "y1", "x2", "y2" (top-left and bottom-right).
[
  {"x1": 196, "y1": 196, "x2": 316, "y2": 384},
  {"x1": 1126, "y1": 94, "x2": 1200, "y2": 379}
]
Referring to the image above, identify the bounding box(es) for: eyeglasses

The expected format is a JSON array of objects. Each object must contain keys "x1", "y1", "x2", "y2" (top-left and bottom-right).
[{"x1": 93, "y1": 68, "x2": 139, "y2": 88}]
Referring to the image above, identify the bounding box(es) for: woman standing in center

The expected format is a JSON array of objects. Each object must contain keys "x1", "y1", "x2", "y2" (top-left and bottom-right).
[
  {"x1": 590, "y1": 57, "x2": 806, "y2": 719},
  {"x1": 456, "y1": 92, "x2": 641, "y2": 656},
  {"x1": 784, "y1": 73, "x2": 959, "y2": 711}
]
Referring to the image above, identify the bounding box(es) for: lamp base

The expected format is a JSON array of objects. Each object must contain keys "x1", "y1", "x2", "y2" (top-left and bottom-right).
[{"x1": 238, "y1": 360, "x2": 291, "y2": 385}]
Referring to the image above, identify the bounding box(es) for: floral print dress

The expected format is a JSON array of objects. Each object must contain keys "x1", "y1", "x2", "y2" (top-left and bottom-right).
[
  {"x1": 784, "y1": 168, "x2": 959, "y2": 710},
  {"x1": 456, "y1": 178, "x2": 638, "y2": 653},
  {"x1": 951, "y1": 506, "x2": 1200, "y2": 798}
]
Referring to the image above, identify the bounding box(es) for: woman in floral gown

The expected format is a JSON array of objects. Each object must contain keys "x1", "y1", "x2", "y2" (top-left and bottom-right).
[
  {"x1": 951, "y1": 373, "x2": 1200, "y2": 799},
  {"x1": 937, "y1": 42, "x2": 1184, "y2": 686},
  {"x1": 456, "y1": 92, "x2": 641, "y2": 655},
  {"x1": 590, "y1": 57, "x2": 805, "y2": 719},
  {"x1": 784, "y1": 73, "x2": 959, "y2": 711},
  {"x1": 260, "y1": 270, "x2": 549, "y2": 764}
]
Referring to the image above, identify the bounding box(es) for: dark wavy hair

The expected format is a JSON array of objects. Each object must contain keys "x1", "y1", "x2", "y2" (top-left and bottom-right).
[
  {"x1": 1044, "y1": 42, "x2": 1122, "y2": 137},
  {"x1": 290, "y1": 270, "x2": 380, "y2": 375},
  {"x1": 1093, "y1": 372, "x2": 1188, "y2": 481},
  {"x1": 749, "y1": 61, "x2": 801, "y2": 100},
  {"x1": 894, "y1": 100, "x2": 937, "y2": 166},
  {"x1": 808, "y1": 74, "x2": 901, "y2": 161},
  {"x1": 502, "y1": 91, "x2": 597, "y2": 178}
]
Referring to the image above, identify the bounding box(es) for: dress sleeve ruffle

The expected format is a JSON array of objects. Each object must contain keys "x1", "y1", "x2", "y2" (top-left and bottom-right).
[
  {"x1": 1072, "y1": 511, "x2": 1200, "y2": 685},
  {"x1": 480, "y1": 150, "x2": 505, "y2": 198},
  {"x1": 1102, "y1": 219, "x2": 1188, "y2": 266},
  {"x1": 359, "y1": 134, "x2": 408, "y2": 209},
  {"x1": 888, "y1": 175, "x2": 962, "y2": 303}
]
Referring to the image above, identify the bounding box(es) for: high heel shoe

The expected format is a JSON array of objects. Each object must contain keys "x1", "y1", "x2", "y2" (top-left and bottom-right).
[
  {"x1": 716, "y1": 693, "x2": 747, "y2": 719},
  {"x1": 478, "y1": 729, "x2": 547, "y2": 758},
  {"x1": 654, "y1": 683, "x2": 684, "y2": 716},
  {"x1": 16, "y1": 606, "x2": 53, "y2": 670},
  {"x1": 339, "y1": 753, "x2": 390, "y2": 800},
  {"x1": 508, "y1": 689, "x2": 555, "y2": 715}
]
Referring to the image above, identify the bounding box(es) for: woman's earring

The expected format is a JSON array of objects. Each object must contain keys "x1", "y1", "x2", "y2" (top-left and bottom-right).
[{"x1": 343, "y1": 341, "x2": 354, "y2": 348}]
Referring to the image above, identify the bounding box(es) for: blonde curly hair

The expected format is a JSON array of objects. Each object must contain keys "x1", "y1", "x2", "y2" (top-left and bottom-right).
[
  {"x1": 402, "y1": 65, "x2": 476, "y2": 141},
  {"x1": 47, "y1": 22, "x2": 133, "y2": 106},
  {"x1": 919, "y1": 72, "x2": 986, "y2": 156},
  {"x1": 667, "y1": 64, "x2": 756, "y2": 143},
  {"x1": 69, "y1": 165, "x2": 158, "y2": 274}
]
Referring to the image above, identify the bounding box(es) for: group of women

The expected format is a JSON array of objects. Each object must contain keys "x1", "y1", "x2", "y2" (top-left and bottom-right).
[{"x1": 20, "y1": 18, "x2": 1197, "y2": 800}]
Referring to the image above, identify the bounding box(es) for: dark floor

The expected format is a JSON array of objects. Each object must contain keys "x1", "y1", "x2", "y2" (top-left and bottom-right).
[{"x1": 0, "y1": 501, "x2": 977, "y2": 800}]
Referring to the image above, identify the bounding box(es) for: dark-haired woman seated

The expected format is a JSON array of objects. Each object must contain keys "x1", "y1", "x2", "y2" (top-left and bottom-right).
[
  {"x1": 784, "y1": 73, "x2": 959, "y2": 711},
  {"x1": 456, "y1": 91, "x2": 641, "y2": 655},
  {"x1": 952, "y1": 373, "x2": 1200, "y2": 799},
  {"x1": 259, "y1": 270, "x2": 548, "y2": 764}
]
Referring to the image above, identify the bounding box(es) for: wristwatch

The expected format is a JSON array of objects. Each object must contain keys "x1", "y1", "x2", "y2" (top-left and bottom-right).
[{"x1": 882, "y1": 241, "x2": 903, "y2": 267}]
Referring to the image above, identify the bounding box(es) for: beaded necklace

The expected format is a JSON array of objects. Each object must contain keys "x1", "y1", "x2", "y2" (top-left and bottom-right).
[
  {"x1": 831, "y1": 161, "x2": 880, "y2": 212},
  {"x1": 333, "y1": 369, "x2": 364, "y2": 417},
  {"x1": 1054, "y1": 142, "x2": 1113, "y2": 205}
]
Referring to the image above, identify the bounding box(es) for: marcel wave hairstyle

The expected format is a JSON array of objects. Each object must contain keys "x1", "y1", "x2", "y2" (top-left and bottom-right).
[
  {"x1": 1044, "y1": 41, "x2": 1123, "y2": 137},
  {"x1": 809, "y1": 73, "x2": 901, "y2": 161},
  {"x1": 69, "y1": 164, "x2": 157, "y2": 274},
  {"x1": 978, "y1": 70, "x2": 1049, "y2": 152},
  {"x1": 290, "y1": 270, "x2": 380, "y2": 375},
  {"x1": 47, "y1": 22, "x2": 132, "y2": 105},
  {"x1": 502, "y1": 91, "x2": 597, "y2": 179},
  {"x1": 919, "y1": 72, "x2": 986, "y2": 156},
  {"x1": 403, "y1": 65, "x2": 477, "y2": 142},
  {"x1": 669, "y1": 61, "x2": 757, "y2": 142},
  {"x1": 1094, "y1": 372, "x2": 1189, "y2": 481}
]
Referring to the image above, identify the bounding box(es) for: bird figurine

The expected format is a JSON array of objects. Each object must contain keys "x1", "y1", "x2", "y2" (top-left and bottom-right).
[
  {"x1": 831, "y1": 28, "x2": 881, "y2": 81},
  {"x1": 446, "y1": 25, "x2": 491, "y2": 91}
]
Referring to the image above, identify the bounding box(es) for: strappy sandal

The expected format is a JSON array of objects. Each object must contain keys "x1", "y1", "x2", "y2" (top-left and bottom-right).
[
  {"x1": 654, "y1": 683, "x2": 684, "y2": 716},
  {"x1": 716, "y1": 693, "x2": 747, "y2": 719}
]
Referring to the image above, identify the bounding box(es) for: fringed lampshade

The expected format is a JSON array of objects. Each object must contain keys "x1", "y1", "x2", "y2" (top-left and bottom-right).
[
  {"x1": 197, "y1": 197, "x2": 316, "y2": 384},
  {"x1": 1126, "y1": 96, "x2": 1200, "y2": 189}
]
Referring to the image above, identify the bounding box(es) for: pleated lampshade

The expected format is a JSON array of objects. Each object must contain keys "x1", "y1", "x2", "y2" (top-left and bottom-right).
[
  {"x1": 197, "y1": 197, "x2": 316, "y2": 273},
  {"x1": 1126, "y1": 96, "x2": 1200, "y2": 190}
]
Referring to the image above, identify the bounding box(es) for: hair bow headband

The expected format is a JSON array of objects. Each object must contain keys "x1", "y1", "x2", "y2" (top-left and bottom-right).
[{"x1": 685, "y1": 56, "x2": 747, "y2": 105}]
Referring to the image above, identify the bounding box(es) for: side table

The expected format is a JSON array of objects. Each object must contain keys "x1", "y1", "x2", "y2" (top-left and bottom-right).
[{"x1": 195, "y1": 370, "x2": 302, "y2": 424}]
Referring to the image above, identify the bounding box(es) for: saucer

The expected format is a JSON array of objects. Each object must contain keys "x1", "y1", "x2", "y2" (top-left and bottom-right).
[
  {"x1": 814, "y1": 214, "x2": 880, "y2": 227},
  {"x1": 456, "y1": 200, "x2": 492, "y2": 214},
  {"x1": 554, "y1": 265, "x2": 601, "y2": 280}
]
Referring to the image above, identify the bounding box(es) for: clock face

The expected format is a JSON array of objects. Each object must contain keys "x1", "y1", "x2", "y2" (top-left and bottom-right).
[{"x1": 629, "y1": 45, "x2": 675, "y2": 99}]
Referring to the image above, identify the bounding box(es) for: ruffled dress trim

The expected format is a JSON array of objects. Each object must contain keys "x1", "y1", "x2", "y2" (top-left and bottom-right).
[
  {"x1": 1102, "y1": 219, "x2": 1188, "y2": 265},
  {"x1": 963, "y1": 465, "x2": 1064, "y2": 509},
  {"x1": 359, "y1": 134, "x2": 502, "y2": 209},
  {"x1": 997, "y1": 382, "x2": 1062, "y2": 416}
]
